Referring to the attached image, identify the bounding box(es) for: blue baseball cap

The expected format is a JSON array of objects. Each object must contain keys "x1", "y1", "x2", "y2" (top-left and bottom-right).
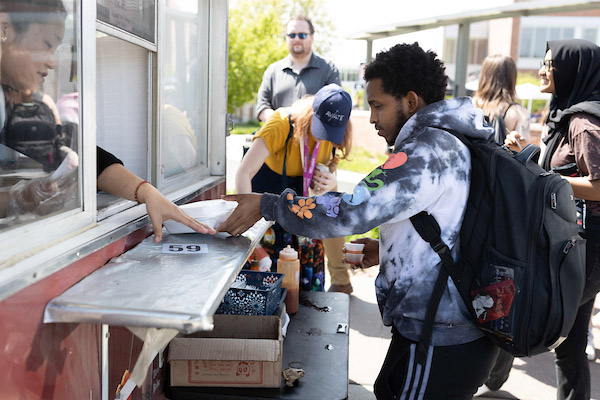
[{"x1": 312, "y1": 84, "x2": 352, "y2": 145}]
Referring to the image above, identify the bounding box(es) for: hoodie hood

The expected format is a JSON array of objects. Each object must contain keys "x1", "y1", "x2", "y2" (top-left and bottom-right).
[{"x1": 394, "y1": 97, "x2": 494, "y2": 150}]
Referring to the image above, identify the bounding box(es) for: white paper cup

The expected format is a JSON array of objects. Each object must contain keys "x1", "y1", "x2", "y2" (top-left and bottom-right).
[
  {"x1": 315, "y1": 163, "x2": 329, "y2": 173},
  {"x1": 345, "y1": 253, "x2": 365, "y2": 264},
  {"x1": 344, "y1": 242, "x2": 365, "y2": 253}
]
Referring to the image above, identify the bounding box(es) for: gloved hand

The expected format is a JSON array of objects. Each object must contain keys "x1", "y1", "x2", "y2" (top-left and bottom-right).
[{"x1": 9, "y1": 148, "x2": 79, "y2": 217}]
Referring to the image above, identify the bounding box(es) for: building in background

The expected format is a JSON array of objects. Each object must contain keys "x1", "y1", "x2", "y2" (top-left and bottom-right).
[{"x1": 339, "y1": 0, "x2": 600, "y2": 104}]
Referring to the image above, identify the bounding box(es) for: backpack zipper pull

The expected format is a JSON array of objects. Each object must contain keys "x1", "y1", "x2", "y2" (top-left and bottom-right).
[{"x1": 563, "y1": 239, "x2": 574, "y2": 255}]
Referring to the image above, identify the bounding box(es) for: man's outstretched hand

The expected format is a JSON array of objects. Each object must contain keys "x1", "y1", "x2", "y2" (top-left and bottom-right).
[{"x1": 216, "y1": 193, "x2": 264, "y2": 235}]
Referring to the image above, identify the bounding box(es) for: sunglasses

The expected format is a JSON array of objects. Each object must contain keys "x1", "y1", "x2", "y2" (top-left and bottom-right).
[{"x1": 287, "y1": 32, "x2": 308, "y2": 39}]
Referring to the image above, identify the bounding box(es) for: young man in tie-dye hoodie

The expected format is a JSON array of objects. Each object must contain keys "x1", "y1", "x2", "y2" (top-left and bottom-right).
[{"x1": 219, "y1": 42, "x2": 498, "y2": 399}]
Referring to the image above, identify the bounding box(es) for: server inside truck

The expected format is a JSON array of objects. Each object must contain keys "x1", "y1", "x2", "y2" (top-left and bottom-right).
[{"x1": 0, "y1": 0, "x2": 215, "y2": 241}]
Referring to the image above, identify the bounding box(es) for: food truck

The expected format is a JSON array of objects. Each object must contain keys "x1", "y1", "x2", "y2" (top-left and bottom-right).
[
  {"x1": 0, "y1": 1, "x2": 350, "y2": 399},
  {"x1": 0, "y1": 1, "x2": 230, "y2": 398}
]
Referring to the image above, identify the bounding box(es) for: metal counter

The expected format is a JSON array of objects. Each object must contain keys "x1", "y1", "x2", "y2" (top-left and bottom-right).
[{"x1": 44, "y1": 219, "x2": 272, "y2": 334}]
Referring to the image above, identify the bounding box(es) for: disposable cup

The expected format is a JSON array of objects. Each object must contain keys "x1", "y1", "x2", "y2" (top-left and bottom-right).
[
  {"x1": 315, "y1": 163, "x2": 329, "y2": 173},
  {"x1": 345, "y1": 253, "x2": 365, "y2": 264},
  {"x1": 344, "y1": 242, "x2": 365, "y2": 254}
]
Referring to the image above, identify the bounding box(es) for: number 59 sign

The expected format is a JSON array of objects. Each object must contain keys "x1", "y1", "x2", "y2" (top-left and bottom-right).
[{"x1": 162, "y1": 244, "x2": 208, "y2": 254}]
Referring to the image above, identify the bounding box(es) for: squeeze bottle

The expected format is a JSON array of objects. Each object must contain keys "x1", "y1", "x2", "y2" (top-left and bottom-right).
[{"x1": 278, "y1": 245, "x2": 300, "y2": 314}]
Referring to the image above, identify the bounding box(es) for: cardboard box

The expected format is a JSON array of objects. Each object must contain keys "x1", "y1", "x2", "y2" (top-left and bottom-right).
[{"x1": 168, "y1": 311, "x2": 283, "y2": 388}]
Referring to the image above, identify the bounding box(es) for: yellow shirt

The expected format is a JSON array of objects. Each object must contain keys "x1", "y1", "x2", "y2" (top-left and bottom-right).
[{"x1": 254, "y1": 108, "x2": 334, "y2": 177}]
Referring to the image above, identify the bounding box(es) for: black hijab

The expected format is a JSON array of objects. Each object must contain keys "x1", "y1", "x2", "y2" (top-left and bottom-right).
[{"x1": 541, "y1": 39, "x2": 600, "y2": 170}]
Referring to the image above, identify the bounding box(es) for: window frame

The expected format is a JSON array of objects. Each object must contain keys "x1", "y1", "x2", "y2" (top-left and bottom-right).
[
  {"x1": 0, "y1": 0, "x2": 229, "y2": 302},
  {"x1": 156, "y1": 0, "x2": 212, "y2": 193},
  {"x1": 0, "y1": 0, "x2": 95, "y2": 267}
]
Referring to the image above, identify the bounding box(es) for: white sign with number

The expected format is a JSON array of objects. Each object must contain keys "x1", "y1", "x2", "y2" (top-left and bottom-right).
[{"x1": 162, "y1": 244, "x2": 208, "y2": 254}]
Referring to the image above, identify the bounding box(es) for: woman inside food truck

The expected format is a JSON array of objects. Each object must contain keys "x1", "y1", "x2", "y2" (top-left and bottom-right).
[{"x1": 0, "y1": 0, "x2": 214, "y2": 241}]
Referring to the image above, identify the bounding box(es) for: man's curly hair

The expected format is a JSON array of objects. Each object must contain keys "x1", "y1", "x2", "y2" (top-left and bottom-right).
[{"x1": 364, "y1": 42, "x2": 447, "y2": 104}]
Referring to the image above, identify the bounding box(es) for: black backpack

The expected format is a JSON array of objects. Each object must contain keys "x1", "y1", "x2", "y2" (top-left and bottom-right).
[
  {"x1": 486, "y1": 102, "x2": 517, "y2": 145},
  {"x1": 0, "y1": 98, "x2": 65, "y2": 171},
  {"x1": 410, "y1": 130, "x2": 586, "y2": 361}
]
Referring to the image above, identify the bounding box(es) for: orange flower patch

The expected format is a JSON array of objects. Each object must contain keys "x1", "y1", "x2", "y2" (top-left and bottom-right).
[{"x1": 287, "y1": 195, "x2": 317, "y2": 219}]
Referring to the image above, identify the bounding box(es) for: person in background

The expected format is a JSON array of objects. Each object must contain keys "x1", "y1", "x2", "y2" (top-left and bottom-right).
[
  {"x1": 255, "y1": 14, "x2": 352, "y2": 293},
  {"x1": 238, "y1": 84, "x2": 352, "y2": 290},
  {"x1": 0, "y1": 0, "x2": 215, "y2": 241},
  {"x1": 219, "y1": 42, "x2": 498, "y2": 399},
  {"x1": 256, "y1": 15, "x2": 340, "y2": 123},
  {"x1": 473, "y1": 54, "x2": 530, "y2": 146},
  {"x1": 472, "y1": 53, "x2": 532, "y2": 393},
  {"x1": 507, "y1": 38, "x2": 600, "y2": 400}
]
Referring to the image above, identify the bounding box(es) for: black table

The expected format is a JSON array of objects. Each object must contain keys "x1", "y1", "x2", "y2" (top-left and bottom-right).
[{"x1": 166, "y1": 291, "x2": 350, "y2": 400}]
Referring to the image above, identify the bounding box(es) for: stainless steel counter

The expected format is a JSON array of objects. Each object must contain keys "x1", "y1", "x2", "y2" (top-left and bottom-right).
[{"x1": 44, "y1": 218, "x2": 272, "y2": 333}]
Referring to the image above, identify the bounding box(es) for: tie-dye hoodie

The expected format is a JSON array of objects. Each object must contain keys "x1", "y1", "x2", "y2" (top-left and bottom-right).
[{"x1": 260, "y1": 97, "x2": 494, "y2": 346}]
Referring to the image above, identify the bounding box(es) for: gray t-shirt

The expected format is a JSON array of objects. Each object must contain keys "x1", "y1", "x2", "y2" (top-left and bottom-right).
[{"x1": 255, "y1": 53, "x2": 340, "y2": 117}]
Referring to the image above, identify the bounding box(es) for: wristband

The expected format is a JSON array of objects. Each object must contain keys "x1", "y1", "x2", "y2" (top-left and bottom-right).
[{"x1": 134, "y1": 180, "x2": 150, "y2": 204}]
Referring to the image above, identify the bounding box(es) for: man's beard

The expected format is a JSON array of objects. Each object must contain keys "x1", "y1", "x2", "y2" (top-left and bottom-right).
[
  {"x1": 291, "y1": 45, "x2": 307, "y2": 56},
  {"x1": 387, "y1": 108, "x2": 409, "y2": 146}
]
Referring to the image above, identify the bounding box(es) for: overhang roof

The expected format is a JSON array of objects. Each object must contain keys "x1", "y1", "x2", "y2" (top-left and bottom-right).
[{"x1": 347, "y1": 0, "x2": 600, "y2": 40}]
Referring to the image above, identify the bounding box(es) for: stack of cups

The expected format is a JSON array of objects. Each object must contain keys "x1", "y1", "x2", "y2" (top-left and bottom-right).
[{"x1": 344, "y1": 242, "x2": 365, "y2": 264}]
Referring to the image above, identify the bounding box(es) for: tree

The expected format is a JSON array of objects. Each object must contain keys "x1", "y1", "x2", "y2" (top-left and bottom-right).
[{"x1": 227, "y1": 0, "x2": 334, "y2": 113}]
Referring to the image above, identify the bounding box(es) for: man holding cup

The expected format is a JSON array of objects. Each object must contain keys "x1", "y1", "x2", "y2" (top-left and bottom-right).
[{"x1": 220, "y1": 42, "x2": 497, "y2": 398}]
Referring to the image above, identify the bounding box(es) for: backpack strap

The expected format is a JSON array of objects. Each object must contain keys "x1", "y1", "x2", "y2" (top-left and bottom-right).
[
  {"x1": 515, "y1": 143, "x2": 541, "y2": 164},
  {"x1": 409, "y1": 211, "x2": 463, "y2": 365},
  {"x1": 280, "y1": 114, "x2": 294, "y2": 192},
  {"x1": 501, "y1": 102, "x2": 518, "y2": 119}
]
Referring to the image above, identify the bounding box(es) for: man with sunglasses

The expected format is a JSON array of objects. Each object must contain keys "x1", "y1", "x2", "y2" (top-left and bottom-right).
[
  {"x1": 255, "y1": 15, "x2": 340, "y2": 123},
  {"x1": 255, "y1": 14, "x2": 351, "y2": 295}
]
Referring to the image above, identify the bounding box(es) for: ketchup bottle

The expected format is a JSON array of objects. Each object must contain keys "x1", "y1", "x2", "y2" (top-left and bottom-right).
[{"x1": 278, "y1": 245, "x2": 300, "y2": 314}]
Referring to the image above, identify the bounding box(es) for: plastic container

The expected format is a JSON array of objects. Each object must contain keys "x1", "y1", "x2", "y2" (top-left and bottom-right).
[
  {"x1": 278, "y1": 245, "x2": 300, "y2": 314},
  {"x1": 163, "y1": 199, "x2": 237, "y2": 233},
  {"x1": 216, "y1": 270, "x2": 284, "y2": 316}
]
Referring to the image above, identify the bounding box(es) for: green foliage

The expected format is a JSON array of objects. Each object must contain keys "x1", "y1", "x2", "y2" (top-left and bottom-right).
[
  {"x1": 230, "y1": 121, "x2": 261, "y2": 135},
  {"x1": 228, "y1": 0, "x2": 334, "y2": 113},
  {"x1": 228, "y1": 2, "x2": 288, "y2": 112},
  {"x1": 516, "y1": 71, "x2": 540, "y2": 86},
  {"x1": 338, "y1": 147, "x2": 388, "y2": 173},
  {"x1": 347, "y1": 226, "x2": 380, "y2": 242}
]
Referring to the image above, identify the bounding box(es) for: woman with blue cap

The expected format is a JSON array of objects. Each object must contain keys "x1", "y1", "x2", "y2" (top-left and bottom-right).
[{"x1": 236, "y1": 83, "x2": 353, "y2": 290}]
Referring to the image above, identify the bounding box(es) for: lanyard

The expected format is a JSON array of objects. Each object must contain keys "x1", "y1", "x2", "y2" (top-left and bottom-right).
[{"x1": 302, "y1": 135, "x2": 321, "y2": 197}]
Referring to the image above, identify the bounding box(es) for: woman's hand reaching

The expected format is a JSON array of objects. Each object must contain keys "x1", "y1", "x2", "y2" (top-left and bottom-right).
[
  {"x1": 504, "y1": 131, "x2": 527, "y2": 152},
  {"x1": 136, "y1": 183, "x2": 216, "y2": 242}
]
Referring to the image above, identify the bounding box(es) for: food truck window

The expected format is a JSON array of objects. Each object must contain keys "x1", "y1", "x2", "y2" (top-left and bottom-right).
[
  {"x1": 96, "y1": 0, "x2": 156, "y2": 44},
  {"x1": 0, "y1": 0, "x2": 82, "y2": 234},
  {"x1": 95, "y1": 0, "x2": 212, "y2": 214},
  {"x1": 159, "y1": 0, "x2": 210, "y2": 186},
  {"x1": 95, "y1": 32, "x2": 151, "y2": 213}
]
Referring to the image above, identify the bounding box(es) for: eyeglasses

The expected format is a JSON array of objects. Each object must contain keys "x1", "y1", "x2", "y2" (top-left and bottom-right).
[
  {"x1": 540, "y1": 60, "x2": 553, "y2": 71},
  {"x1": 287, "y1": 32, "x2": 308, "y2": 39}
]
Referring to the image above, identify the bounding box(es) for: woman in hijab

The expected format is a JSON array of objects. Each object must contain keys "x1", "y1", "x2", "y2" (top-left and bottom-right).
[{"x1": 538, "y1": 39, "x2": 600, "y2": 400}]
